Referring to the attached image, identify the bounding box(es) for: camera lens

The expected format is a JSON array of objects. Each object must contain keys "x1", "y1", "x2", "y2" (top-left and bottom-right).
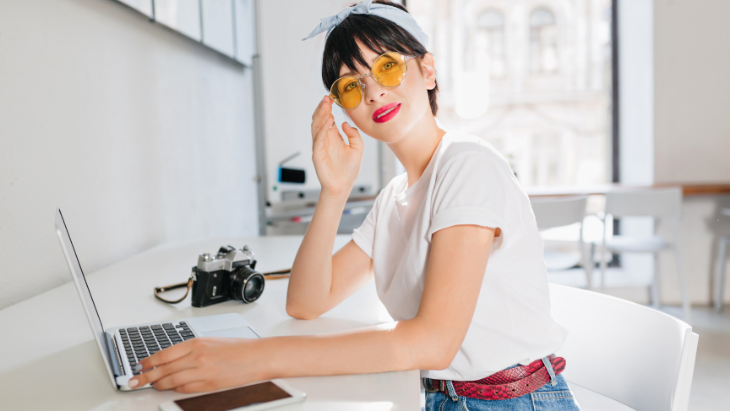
[{"x1": 230, "y1": 266, "x2": 265, "y2": 303}]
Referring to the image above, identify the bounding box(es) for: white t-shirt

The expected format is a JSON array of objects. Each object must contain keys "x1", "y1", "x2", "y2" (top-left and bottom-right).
[{"x1": 351, "y1": 129, "x2": 568, "y2": 381}]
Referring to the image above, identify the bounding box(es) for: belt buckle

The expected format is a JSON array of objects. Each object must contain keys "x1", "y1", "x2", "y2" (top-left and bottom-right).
[{"x1": 422, "y1": 378, "x2": 440, "y2": 393}]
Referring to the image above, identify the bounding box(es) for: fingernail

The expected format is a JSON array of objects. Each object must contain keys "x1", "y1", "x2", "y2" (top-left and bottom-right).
[
  {"x1": 129, "y1": 378, "x2": 139, "y2": 388},
  {"x1": 133, "y1": 363, "x2": 143, "y2": 372}
]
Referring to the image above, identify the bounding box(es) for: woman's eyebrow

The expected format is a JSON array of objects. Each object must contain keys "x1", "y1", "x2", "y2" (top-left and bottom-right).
[
  {"x1": 339, "y1": 54, "x2": 379, "y2": 77},
  {"x1": 340, "y1": 68, "x2": 367, "y2": 78}
]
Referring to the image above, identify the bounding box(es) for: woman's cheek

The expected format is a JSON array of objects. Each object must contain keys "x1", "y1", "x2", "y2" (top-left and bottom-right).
[{"x1": 349, "y1": 109, "x2": 368, "y2": 130}]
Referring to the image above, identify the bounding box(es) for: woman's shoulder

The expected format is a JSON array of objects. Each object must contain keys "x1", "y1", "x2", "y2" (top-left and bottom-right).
[{"x1": 436, "y1": 130, "x2": 511, "y2": 175}]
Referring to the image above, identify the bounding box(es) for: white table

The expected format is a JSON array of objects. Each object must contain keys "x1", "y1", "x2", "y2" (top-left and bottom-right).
[
  {"x1": 0, "y1": 234, "x2": 632, "y2": 410},
  {"x1": 0, "y1": 235, "x2": 420, "y2": 410}
]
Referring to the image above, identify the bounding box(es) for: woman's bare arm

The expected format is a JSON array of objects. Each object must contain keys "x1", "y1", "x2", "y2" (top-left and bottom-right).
[
  {"x1": 275, "y1": 224, "x2": 494, "y2": 375},
  {"x1": 286, "y1": 192, "x2": 374, "y2": 319},
  {"x1": 130, "y1": 224, "x2": 494, "y2": 392},
  {"x1": 285, "y1": 95, "x2": 373, "y2": 319}
]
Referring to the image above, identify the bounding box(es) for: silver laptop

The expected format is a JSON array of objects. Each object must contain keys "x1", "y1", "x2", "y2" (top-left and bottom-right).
[{"x1": 55, "y1": 209, "x2": 260, "y2": 391}]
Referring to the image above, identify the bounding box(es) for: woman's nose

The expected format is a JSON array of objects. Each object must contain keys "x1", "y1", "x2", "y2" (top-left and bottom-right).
[{"x1": 362, "y1": 75, "x2": 387, "y2": 103}]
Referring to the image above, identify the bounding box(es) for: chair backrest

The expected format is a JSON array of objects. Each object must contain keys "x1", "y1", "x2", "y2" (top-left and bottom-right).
[
  {"x1": 604, "y1": 187, "x2": 682, "y2": 220},
  {"x1": 530, "y1": 195, "x2": 588, "y2": 230},
  {"x1": 550, "y1": 284, "x2": 698, "y2": 411}
]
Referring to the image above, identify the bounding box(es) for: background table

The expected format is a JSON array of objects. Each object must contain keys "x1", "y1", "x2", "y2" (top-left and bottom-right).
[{"x1": 0, "y1": 235, "x2": 420, "y2": 410}]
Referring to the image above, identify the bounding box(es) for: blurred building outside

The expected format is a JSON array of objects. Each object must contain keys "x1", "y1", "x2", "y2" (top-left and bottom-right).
[{"x1": 408, "y1": 0, "x2": 613, "y2": 188}]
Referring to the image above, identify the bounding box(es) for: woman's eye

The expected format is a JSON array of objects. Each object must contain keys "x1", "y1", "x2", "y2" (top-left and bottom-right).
[
  {"x1": 382, "y1": 62, "x2": 394, "y2": 70},
  {"x1": 345, "y1": 82, "x2": 358, "y2": 91}
]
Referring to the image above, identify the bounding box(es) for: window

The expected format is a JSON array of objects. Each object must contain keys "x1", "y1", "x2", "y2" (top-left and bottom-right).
[
  {"x1": 408, "y1": 0, "x2": 614, "y2": 187},
  {"x1": 476, "y1": 10, "x2": 506, "y2": 78},
  {"x1": 529, "y1": 8, "x2": 558, "y2": 74},
  {"x1": 531, "y1": 134, "x2": 562, "y2": 185}
]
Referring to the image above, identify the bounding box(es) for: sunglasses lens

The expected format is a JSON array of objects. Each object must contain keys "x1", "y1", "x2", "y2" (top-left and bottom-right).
[
  {"x1": 373, "y1": 52, "x2": 408, "y2": 87},
  {"x1": 330, "y1": 76, "x2": 362, "y2": 109}
]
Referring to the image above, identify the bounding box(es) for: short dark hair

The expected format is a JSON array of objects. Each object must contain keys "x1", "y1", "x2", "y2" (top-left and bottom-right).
[{"x1": 321, "y1": 0, "x2": 439, "y2": 116}]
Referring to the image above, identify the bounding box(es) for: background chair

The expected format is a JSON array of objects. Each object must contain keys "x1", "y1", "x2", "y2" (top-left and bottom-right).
[
  {"x1": 598, "y1": 188, "x2": 691, "y2": 323},
  {"x1": 530, "y1": 196, "x2": 592, "y2": 288},
  {"x1": 714, "y1": 207, "x2": 730, "y2": 311},
  {"x1": 550, "y1": 283, "x2": 699, "y2": 411}
]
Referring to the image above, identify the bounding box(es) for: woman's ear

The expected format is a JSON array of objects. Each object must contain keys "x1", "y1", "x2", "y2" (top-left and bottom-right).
[{"x1": 420, "y1": 53, "x2": 437, "y2": 90}]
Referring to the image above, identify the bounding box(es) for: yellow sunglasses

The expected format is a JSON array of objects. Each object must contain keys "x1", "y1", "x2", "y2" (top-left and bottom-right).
[{"x1": 329, "y1": 51, "x2": 416, "y2": 109}]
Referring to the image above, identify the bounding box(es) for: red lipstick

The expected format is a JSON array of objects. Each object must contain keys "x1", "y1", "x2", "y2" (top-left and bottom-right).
[{"x1": 373, "y1": 103, "x2": 401, "y2": 123}]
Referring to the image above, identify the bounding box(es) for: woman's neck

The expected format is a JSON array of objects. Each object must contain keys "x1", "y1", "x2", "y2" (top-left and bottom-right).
[{"x1": 387, "y1": 110, "x2": 447, "y2": 188}]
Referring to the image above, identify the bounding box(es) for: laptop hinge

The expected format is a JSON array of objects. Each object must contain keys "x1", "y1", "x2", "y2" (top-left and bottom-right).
[{"x1": 105, "y1": 332, "x2": 125, "y2": 377}]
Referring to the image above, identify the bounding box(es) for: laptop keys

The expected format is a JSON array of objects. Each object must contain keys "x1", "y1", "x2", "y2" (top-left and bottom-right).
[{"x1": 119, "y1": 321, "x2": 196, "y2": 373}]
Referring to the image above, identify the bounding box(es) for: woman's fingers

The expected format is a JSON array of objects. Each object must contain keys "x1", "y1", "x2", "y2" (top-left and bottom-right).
[
  {"x1": 139, "y1": 340, "x2": 195, "y2": 371},
  {"x1": 127, "y1": 339, "x2": 199, "y2": 388},
  {"x1": 132, "y1": 353, "x2": 197, "y2": 388},
  {"x1": 311, "y1": 113, "x2": 334, "y2": 141},
  {"x1": 312, "y1": 115, "x2": 335, "y2": 153},
  {"x1": 311, "y1": 96, "x2": 334, "y2": 138},
  {"x1": 311, "y1": 95, "x2": 331, "y2": 121},
  {"x1": 153, "y1": 368, "x2": 207, "y2": 391},
  {"x1": 342, "y1": 122, "x2": 363, "y2": 151},
  {"x1": 311, "y1": 97, "x2": 325, "y2": 120}
]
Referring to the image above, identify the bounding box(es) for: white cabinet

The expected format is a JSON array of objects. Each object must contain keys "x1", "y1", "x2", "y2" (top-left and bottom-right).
[
  {"x1": 109, "y1": 0, "x2": 257, "y2": 65},
  {"x1": 201, "y1": 0, "x2": 235, "y2": 57},
  {"x1": 118, "y1": 0, "x2": 153, "y2": 18},
  {"x1": 155, "y1": 0, "x2": 202, "y2": 41},
  {"x1": 234, "y1": 0, "x2": 257, "y2": 65}
]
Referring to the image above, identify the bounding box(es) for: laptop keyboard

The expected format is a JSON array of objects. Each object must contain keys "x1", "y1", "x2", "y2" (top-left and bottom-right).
[{"x1": 118, "y1": 321, "x2": 195, "y2": 375}]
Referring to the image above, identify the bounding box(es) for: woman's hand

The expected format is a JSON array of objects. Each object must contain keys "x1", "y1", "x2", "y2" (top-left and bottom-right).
[
  {"x1": 310, "y1": 95, "x2": 364, "y2": 196},
  {"x1": 128, "y1": 338, "x2": 268, "y2": 393}
]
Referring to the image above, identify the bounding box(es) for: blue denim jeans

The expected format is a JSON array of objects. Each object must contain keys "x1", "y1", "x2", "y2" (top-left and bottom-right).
[{"x1": 423, "y1": 360, "x2": 580, "y2": 411}]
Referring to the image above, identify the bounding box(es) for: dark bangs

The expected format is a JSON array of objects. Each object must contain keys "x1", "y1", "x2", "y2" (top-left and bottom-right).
[{"x1": 321, "y1": 1, "x2": 439, "y2": 115}]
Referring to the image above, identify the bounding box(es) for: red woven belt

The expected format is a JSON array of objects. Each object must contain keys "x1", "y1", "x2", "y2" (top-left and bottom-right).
[{"x1": 424, "y1": 355, "x2": 566, "y2": 401}]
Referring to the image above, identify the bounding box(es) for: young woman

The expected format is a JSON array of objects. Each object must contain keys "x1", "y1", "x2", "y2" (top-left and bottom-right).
[{"x1": 130, "y1": 1, "x2": 580, "y2": 409}]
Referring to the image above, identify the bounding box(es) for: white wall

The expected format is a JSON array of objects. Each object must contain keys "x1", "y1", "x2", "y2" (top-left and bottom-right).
[
  {"x1": 0, "y1": 0, "x2": 259, "y2": 309},
  {"x1": 652, "y1": 0, "x2": 730, "y2": 305},
  {"x1": 654, "y1": 0, "x2": 730, "y2": 183}
]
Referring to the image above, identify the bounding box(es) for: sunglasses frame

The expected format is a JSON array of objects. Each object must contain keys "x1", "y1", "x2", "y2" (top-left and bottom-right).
[{"x1": 330, "y1": 51, "x2": 417, "y2": 109}]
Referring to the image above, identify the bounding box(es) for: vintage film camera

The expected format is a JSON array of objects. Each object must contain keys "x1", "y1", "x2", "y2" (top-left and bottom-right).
[{"x1": 190, "y1": 245, "x2": 265, "y2": 307}]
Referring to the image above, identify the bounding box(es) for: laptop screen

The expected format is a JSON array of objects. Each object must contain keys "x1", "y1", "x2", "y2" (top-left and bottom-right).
[{"x1": 55, "y1": 209, "x2": 116, "y2": 385}]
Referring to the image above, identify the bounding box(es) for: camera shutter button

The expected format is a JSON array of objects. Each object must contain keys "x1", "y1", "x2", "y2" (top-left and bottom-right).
[{"x1": 199, "y1": 253, "x2": 212, "y2": 262}]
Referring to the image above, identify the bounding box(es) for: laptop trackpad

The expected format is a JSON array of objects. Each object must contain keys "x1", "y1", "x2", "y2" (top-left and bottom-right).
[{"x1": 200, "y1": 327, "x2": 260, "y2": 339}]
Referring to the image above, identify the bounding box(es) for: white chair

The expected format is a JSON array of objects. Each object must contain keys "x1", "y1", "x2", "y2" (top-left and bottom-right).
[
  {"x1": 550, "y1": 283, "x2": 699, "y2": 411},
  {"x1": 713, "y1": 207, "x2": 730, "y2": 311},
  {"x1": 530, "y1": 196, "x2": 592, "y2": 288},
  {"x1": 598, "y1": 188, "x2": 691, "y2": 323}
]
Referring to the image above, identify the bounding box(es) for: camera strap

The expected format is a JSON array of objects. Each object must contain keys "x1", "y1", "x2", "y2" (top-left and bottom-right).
[
  {"x1": 153, "y1": 269, "x2": 292, "y2": 304},
  {"x1": 154, "y1": 277, "x2": 194, "y2": 304}
]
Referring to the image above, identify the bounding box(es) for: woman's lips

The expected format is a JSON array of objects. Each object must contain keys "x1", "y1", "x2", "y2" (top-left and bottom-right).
[{"x1": 373, "y1": 103, "x2": 401, "y2": 123}]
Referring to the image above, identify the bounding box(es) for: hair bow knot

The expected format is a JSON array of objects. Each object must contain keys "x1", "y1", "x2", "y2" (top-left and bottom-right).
[
  {"x1": 302, "y1": 0, "x2": 374, "y2": 42},
  {"x1": 301, "y1": 0, "x2": 429, "y2": 49}
]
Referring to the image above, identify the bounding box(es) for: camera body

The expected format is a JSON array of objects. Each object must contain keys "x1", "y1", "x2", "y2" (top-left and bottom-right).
[{"x1": 191, "y1": 245, "x2": 265, "y2": 307}]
